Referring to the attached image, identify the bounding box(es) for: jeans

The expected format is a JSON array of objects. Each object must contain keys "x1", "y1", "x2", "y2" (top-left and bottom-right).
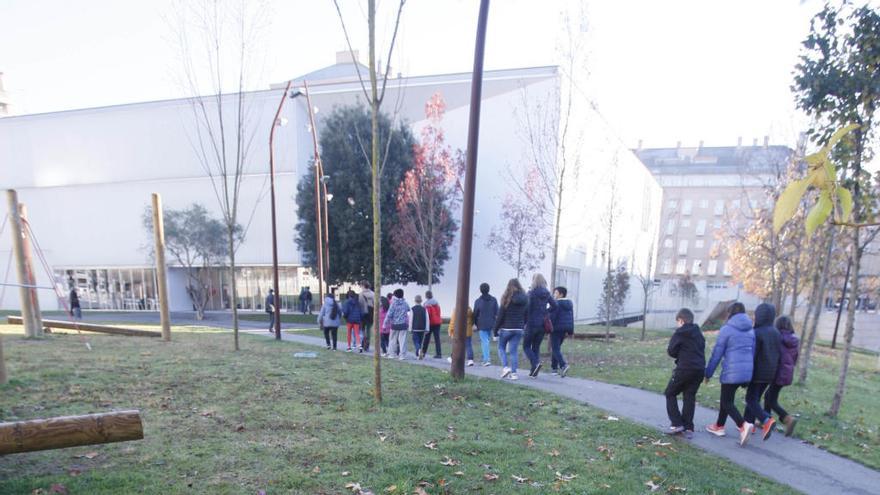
[
  {"x1": 522, "y1": 326, "x2": 544, "y2": 370},
  {"x1": 763, "y1": 383, "x2": 789, "y2": 422},
  {"x1": 268, "y1": 311, "x2": 275, "y2": 330},
  {"x1": 361, "y1": 323, "x2": 372, "y2": 351},
  {"x1": 478, "y1": 329, "x2": 492, "y2": 363},
  {"x1": 717, "y1": 383, "x2": 748, "y2": 428},
  {"x1": 550, "y1": 332, "x2": 568, "y2": 370},
  {"x1": 664, "y1": 368, "x2": 703, "y2": 430},
  {"x1": 346, "y1": 323, "x2": 361, "y2": 349},
  {"x1": 744, "y1": 382, "x2": 771, "y2": 424},
  {"x1": 323, "y1": 326, "x2": 338, "y2": 349},
  {"x1": 421, "y1": 324, "x2": 442, "y2": 357},
  {"x1": 497, "y1": 329, "x2": 523, "y2": 373},
  {"x1": 412, "y1": 331, "x2": 425, "y2": 356},
  {"x1": 380, "y1": 333, "x2": 389, "y2": 354},
  {"x1": 72, "y1": 306, "x2": 82, "y2": 319},
  {"x1": 391, "y1": 330, "x2": 408, "y2": 358},
  {"x1": 464, "y1": 336, "x2": 474, "y2": 361}
]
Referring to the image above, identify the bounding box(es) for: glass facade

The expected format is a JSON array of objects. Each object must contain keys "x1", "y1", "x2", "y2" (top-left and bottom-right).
[{"x1": 57, "y1": 268, "x2": 159, "y2": 310}]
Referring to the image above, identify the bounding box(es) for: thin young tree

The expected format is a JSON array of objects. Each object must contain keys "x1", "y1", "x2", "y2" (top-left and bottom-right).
[
  {"x1": 636, "y1": 241, "x2": 656, "y2": 341},
  {"x1": 332, "y1": 0, "x2": 407, "y2": 404},
  {"x1": 171, "y1": 0, "x2": 269, "y2": 350},
  {"x1": 486, "y1": 191, "x2": 547, "y2": 278},
  {"x1": 597, "y1": 165, "x2": 622, "y2": 342}
]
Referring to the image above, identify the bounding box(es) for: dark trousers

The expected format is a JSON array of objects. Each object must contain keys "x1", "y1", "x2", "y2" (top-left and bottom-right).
[
  {"x1": 268, "y1": 311, "x2": 275, "y2": 330},
  {"x1": 550, "y1": 332, "x2": 568, "y2": 370},
  {"x1": 421, "y1": 324, "x2": 442, "y2": 357},
  {"x1": 744, "y1": 382, "x2": 771, "y2": 424},
  {"x1": 323, "y1": 326, "x2": 338, "y2": 349},
  {"x1": 380, "y1": 333, "x2": 389, "y2": 354},
  {"x1": 361, "y1": 323, "x2": 372, "y2": 351},
  {"x1": 664, "y1": 369, "x2": 703, "y2": 430},
  {"x1": 522, "y1": 326, "x2": 544, "y2": 369},
  {"x1": 763, "y1": 383, "x2": 789, "y2": 421},
  {"x1": 412, "y1": 331, "x2": 425, "y2": 355},
  {"x1": 717, "y1": 383, "x2": 748, "y2": 428}
]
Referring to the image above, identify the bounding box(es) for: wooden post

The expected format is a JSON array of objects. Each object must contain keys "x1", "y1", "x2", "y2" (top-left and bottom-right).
[
  {"x1": 7, "y1": 316, "x2": 161, "y2": 338},
  {"x1": 0, "y1": 410, "x2": 144, "y2": 455},
  {"x1": 6, "y1": 190, "x2": 40, "y2": 338},
  {"x1": 19, "y1": 203, "x2": 44, "y2": 335},
  {"x1": 151, "y1": 194, "x2": 171, "y2": 341},
  {"x1": 0, "y1": 332, "x2": 7, "y2": 385}
]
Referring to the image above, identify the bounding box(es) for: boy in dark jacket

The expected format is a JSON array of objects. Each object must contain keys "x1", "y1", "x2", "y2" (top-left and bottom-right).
[
  {"x1": 411, "y1": 295, "x2": 428, "y2": 359},
  {"x1": 744, "y1": 303, "x2": 782, "y2": 440},
  {"x1": 549, "y1": 286, "x2": 574, "y2": 377},
  {"x1": 664, "y1": 308, "x2": 705, "y2": 436},
  {"x1": 473, "y1": 283, "x2": 499, "y2": 366}
]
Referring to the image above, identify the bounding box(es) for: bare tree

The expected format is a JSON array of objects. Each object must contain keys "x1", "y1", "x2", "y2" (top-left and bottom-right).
[
  {"x1": 636, "y1": 241, "x2": 656, "y2": 341},
  {"x1": 598, "y1": 164, "x2": 622, "y2": 342}
]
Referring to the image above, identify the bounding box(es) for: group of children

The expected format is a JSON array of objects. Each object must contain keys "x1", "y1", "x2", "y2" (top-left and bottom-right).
[
  {"x1": 664, "y1": 302, "x2": 800, "y2": 446},
  {"x1": 316, "y1": 274, "x2": 576, "y2": 379}
]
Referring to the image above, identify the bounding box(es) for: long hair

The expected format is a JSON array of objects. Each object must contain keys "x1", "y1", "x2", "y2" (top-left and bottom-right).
[
  {"x1": 775, "y1": 315, "x2": 794, "y2": 332},
  {"x1": 531, "y1": 273, "x2": 547, "y2": 290},
  {"x1": 500, "y1": 278, "x2": 524, "y2": 308},
  {"x1": 727, "y1": 301, "x2": 746, "y2": 320}
]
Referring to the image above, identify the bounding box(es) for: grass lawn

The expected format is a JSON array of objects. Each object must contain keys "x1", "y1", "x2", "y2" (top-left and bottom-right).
[
  {"x1": 240, "y1": 312, "x2": 319, "y2": 325},
  {"x1": 0, "y1": 325, "x2": 794, "y2": 494}
]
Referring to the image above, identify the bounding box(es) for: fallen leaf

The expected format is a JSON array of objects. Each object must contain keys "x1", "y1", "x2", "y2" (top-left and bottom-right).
[
  {"x1": 438, "y1": 478, "x2": 447, "y2": 486},
  {"x1": 67, "y1": 468, "x2": 81, "y2": 477},
  {"x1": 655, "y1": 451, "x2": 667, "y2": 458},
  {"x1": 454, "y1": 471, "x2": 464, "y2": 476},
  {"x1": 413, "y1": 488, "x2": 429, "y2": 495},
  {"x1": 740, "y1": 489, "x2": 755, "y2": 494},
  {"x1": 526, "y1": 437, "x2": 535, "y2": 448},
  {"x1": 555, "y1": 472, "x2": 577, "y2": 482},
  {"x1": 423, "y1": 441, "x2": 438, "y2": 450},
  {"x1": 453, "y1": 395, "x2": 465, "y2": 401},
  {"x1": 607, "y1": 415, "x2": 619, "y2": 421},
  {"x1": 651, "y1": 440, "x2": 671, "y2": 447},
  {"x1": 646, "y1": 480, "x2": 661, "y2": 492},
  {"x1": 384, "y1": 485, "x2": 397, "y2": 493},
  {"x1": 342, "y1": 471, "x2": 351, "y2": 476},
  {"x1": 344, "y1": 482, "x2": 362, "y2": 493},
  {"x1": 668, "y1": 485, "x2": 687, "y2": 492},
  {"x1": 378, "y1": 435, "x2": 387, "y2": 442},
  {"x1": 483, "y1": 473, "x2": 499, "y2": 481},
  {"x1": 416, "y1": 481, "x2": 433, "y2": 488},
  {"x1": 600, "y1": 483, "x2": 611, "y2": 489},
  {"x1": 548, "y1": 449, "x2": 560, "y2": 457},
  {"x1": 235, "y1": 423, "x2": 246, "y2": 432},
  {"x1": 440, "y1": 456, "x2": 460, "y2": 466},
  {"x1": 312, "y1": 466, "x2": 321, "y2": 474},
  {"x1": 512, "y1": 475, "x2": 529, "y2": 484},
  {"x1": 49, "y1": 484, "x2": 69, "y2": 495}
]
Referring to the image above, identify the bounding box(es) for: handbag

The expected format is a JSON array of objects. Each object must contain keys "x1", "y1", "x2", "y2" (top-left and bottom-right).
[{"x1": 543, "y1": 315, "x2": 553, "y2": 334}]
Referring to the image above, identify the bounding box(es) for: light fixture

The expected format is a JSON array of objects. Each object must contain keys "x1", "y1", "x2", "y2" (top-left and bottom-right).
[
  {"x1": 326, "y1": 194, "x2": 334, "y2": 202},
  {"x1": 347, "y1": 197, "x2": 355, "y2": 206},
  {"x1": 275, "y1": 117, "x2": 288, "y2": 127}
]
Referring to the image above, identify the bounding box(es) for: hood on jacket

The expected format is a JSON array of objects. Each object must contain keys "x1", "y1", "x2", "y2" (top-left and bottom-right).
[
  {"x1": 676, "y1": 322, "x2": 700, "y2": 334},
  {"x1": 726, "y1": 312, "x2": 753, "y2": 331},
  {"x1": 781, "y1": 329, "x2": 799, "y2": 348},
  {"x1": 754, "y1": 303, "x2": 777, "y2": 328}
]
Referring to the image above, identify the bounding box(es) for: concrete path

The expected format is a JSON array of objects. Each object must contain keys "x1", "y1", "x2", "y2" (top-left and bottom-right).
[{"x1": 241, "y1": 327, "x2": 880, "y2": 495}]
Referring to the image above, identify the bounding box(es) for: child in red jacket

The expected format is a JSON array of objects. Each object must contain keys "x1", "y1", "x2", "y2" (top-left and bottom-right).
[{"x1": 421, "y1": 291, "x2": 443, "y2": 359}]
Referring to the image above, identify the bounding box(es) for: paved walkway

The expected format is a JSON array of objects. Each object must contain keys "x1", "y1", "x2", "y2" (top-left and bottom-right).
[{"x1": 240, "y1": 327, "x2": 880, "y2": 495}]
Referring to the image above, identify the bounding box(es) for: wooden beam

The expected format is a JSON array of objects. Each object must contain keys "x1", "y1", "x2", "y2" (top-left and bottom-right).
[
  {"x1": 6, "y1": 190, "x2": 41, "y2": 338},
  {"x1": 0, "y1": 410, "x2": 143, "y2": 455},
  {"x1": 0, "y1": 332, "x2": 7, "y2": 385},
  {"x1": 6, "y1": 316, "x2": 160, "y2": 338},
  {"x1": 571, "y1": 333, "x2": 616, "y2": 340}
]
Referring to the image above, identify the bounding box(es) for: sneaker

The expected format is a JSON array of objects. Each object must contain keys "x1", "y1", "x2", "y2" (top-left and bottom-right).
[
  {"x1": 683, "y1": 430, "x2": 695, "y2": 439},
  {"x1": 533, "y1": 362, "x2": 543, "y2": 377},
  {"x1": 481, "y1": 361, "x2": 491, "y2": 367},
  {"x1": 501, "y1": 367, "x2": 511, "y2": 378},
  {"x1": 447, "y1": 357, "x2": 452, "y2": 363},
  {"x1": 551, "y1": 370, "x2": 559, "y2": 376},
  {"x1": 665, "y1": 425, "x2": 685, "y2": 435},
  {"x1": 467, "y1": 360, "x2": 475, "y2": 367},
  {"x1": 739, "y1": 422, "x2": 753, "y2": 446},
  {"x1": 783, "y1": 416, "x2": 798, "y2": 437},
  {"x1": 706, "y1": 424, "x2": 726, "y2": 437},
  {"x1": 509, "y1": 373, "x2": 519, "y2": 380},
  {"x1": 380, "y1": 353, "x2": 387, "y2": 358},
  {"x1": 761, "y1": 418, "x2": 776, "y2": 441},
  {"x1": 433, "y1": 355, "x2": 442, "y2": 359},
  {"x1": 561, "y1": 364, "x2": 571, "y2": 377},
  {"x1": 326, "y1": 346, "x2": 331, "y2": 350},
  {"x1": 419, "y1": 350, "x2": 426, "y2": 360},
  {"x1": 346, "y1": 347, "x2": 353, "y2": 352},
  {"x1": 358, "y1": 347, "x2": 363, "y2": 353}
]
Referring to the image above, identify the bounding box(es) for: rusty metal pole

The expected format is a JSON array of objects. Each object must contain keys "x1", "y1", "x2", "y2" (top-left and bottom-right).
[
  {"x1": 6, "y1": 190, "x2": 39, "y2": 338},
  {"x1": 269, "y1": 80, "x2": 291, "y2": 340},
  {"x1": 451, "y1": 0, "x2": 490, "y2": 381},
  {"x1": 303, "y1": 81, "x2": 325, "y2": 306}
]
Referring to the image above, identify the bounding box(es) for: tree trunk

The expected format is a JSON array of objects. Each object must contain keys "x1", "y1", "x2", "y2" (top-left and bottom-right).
[
  {"x1": 799, "y1": 226, "x2": 835, "y2": 385},
  {"x1": 0, "y1": 332, "x2": 7, "y2": 385},
  {"x1": 368, "y1": 0, "x2": 382, "y2": 404},
  {"x1": 229, "y1": 233, "x2": 240, "y2": 351},
  {"x1": 550, "y1": 197, "x2": 562, "y2": 289},
  {"x1": 829, "y1": 226, "x2": 862, "y2": 417},
  {"x1": 640, "y1": 288, "x2": 648, "y2": 341},
  {"x1": 604, "y1": 257, "x2": 612, "y2": 343}
]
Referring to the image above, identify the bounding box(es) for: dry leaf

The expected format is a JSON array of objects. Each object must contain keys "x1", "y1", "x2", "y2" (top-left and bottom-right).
[
  {"x1": 555, "y1": 472, "x2": 577, "y2": 482},
  {"x1": 312, "y1": 466, "x2": 321, "y2": 474},
  {"x1": 200, "y1": 410, "x2": 215, "y2": 417},
  {"x1": 607, "y1": 415, "x2": 619, "y2": 421},
  {"x1": 645, "y1": 480, "x2": 661, "y2": 492},
  {"x1": 454, "y1": 471, "x2": 464, "y2": 476},
  {"x1": 413, "y1": 488, "x2": 429, "y2": 495},
  {"x1": 651, "y1": 440, "x2": 671, "y2": 446},
  {"x1": 67, "y1": 468, "x2": 82, "y2": 477},
  {"x1": 512, "y1": 475, "x2": 529, "y2": 484},
  {"x1": 526, "y1": 437, "x2": 535, "y2": 448},
  {"x1": 438, "y1": 478, "x2": 447, "y2": 487},
  {"x1": 49, "y1": 485, "x2": 69, "y2": 495},
  {"x1": 379, "y1": 435, "x2": 387, "y2": 442},
  {"x1": 342, "y1": 471, "x2": 351, "y2": 476},
  {"x1": 384, "y1": 485, "x2": 397, "y2": 493},
  {"x1": 423, "y1": 441, "x2": 438, "y2": 450},
  {"x1": 235, "y1": 423, "x2": 245, "y2": 432},
  {"x1": 483, "y1": 473, "x2": 499, "y2": 481},
  {"x1": 440, "y1": 456, "x2": 460, "y2": 466},
  {"x1": 655, "y1": 451, "x2": 667, "y2": 458},
  {"x1": 740, "y1": 489, "x2": 755, "y2": 494},
  {"x1": 548, "y1": 449, "x2": 560, "y2": 457}
]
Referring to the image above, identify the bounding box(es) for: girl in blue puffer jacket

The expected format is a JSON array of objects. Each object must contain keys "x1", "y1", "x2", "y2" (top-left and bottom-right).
[{"x1": 705, "y1": 302, "x2": 755, "y2": 446}]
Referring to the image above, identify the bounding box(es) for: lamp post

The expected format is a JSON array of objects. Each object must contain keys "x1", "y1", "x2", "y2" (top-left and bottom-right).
[{"x1": 268, "y1": 80, "x2": 291, "y2": 340}]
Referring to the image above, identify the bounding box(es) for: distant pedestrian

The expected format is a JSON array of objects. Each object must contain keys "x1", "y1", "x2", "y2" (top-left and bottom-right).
[
  {"x1": 522, "y1": 273, "x2": 556, "y2": 378},
  {"x1": 385, "y1": 289, "x2": 411, "y2": 360},
  {"x1": 744, "y1": 303, "x2": 782, "y2": 441},
  {"x1": 359, "y1": 281, "x2": 375, "y2": 352},
  {"x1": 342, "y1": 289, "x2": 363, "y2": 352},
  {"x1": 473, "y1": 282, "x2": 499, "y2": 366},
  {"x1": 421, "y1": 291, "x2": 443, "y2": 359},
  {"x1": 299, "y1": 287, "x2": 313, "y2": 315},
  {"x1": 318, "y1": 292, "x2": 341, "y2": 350},
  {"x1": 265, "y1": 289, "x2": 276, "y2": 332},
  {"x1": 379, "y1": 296, "x2": 392, "y2": 356},
  {"x1": 411, "y1": 295, "x2": 428, "y2": 358},
  {"x1": 69, "y1": 288, "x2": 82, "y2": 320},
  {"x1": 705, "y1": 302, "x2": 755, "y2": 446},
  {"x1": 549, "y1": 286, "x2": 574, "y2": 377},
  {"x1": 494, "y1": 278, "x2": 528, "y2": 380},
  {"x1": 447, "y1": 306, "x2": 475, "y2": 366},
  {"x1": 664, "y1": 308, "x2": 705, "y2": 436},
  {"x1": 764, "y1": 315, "x2": 800, "y2": 437}
]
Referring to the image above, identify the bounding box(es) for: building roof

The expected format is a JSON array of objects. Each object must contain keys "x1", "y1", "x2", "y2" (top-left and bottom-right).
[{"x1": 635, "y1": 145, "x2": 793, "y2": 176}]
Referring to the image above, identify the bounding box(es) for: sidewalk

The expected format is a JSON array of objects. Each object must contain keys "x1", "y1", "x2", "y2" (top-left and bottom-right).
[{"x1": 245, "y1": 327, "x2": 880, "y2": 495}]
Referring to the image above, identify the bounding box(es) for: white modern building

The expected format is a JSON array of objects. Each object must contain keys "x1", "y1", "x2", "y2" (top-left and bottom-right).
[{"x1": 1, "y1": 53, "x2": 661, "y2": 321}]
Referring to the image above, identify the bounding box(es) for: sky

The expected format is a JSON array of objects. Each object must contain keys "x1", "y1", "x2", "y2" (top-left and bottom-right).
[{"x1": 0, "y1": 0, "x2": 839, "y2": 151}]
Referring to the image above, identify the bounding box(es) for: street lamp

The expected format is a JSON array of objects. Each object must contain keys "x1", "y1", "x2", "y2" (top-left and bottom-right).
[{"x1": 268, "y1": 79, "x2": 291, "y2": 340}]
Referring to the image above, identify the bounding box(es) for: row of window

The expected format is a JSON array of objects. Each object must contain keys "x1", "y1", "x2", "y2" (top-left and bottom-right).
[
  {"x1": 663, "y1": 238, "x2": 721, "y2": 256},
  {"x1": 660, "y1": 258, "x2": 732, "y2": 277},
  {"x1": 665, "y1": 217, "x2": 723, "y2": 236},
  {"x1": 668, "y1": 198, "x2": 742, "y2": 216}
]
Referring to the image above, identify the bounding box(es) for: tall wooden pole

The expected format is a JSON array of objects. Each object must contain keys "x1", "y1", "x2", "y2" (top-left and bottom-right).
[
  {"x1": 151, "y1": 193, "x2": 172, "y2": 342},
  {"x1": 6, "y1": 190, "x2": 40, "y2": 338},
  {"x1": 451, "y1": 0, "x2": 490, "y2": 381},
  {"x1": 19, "y1": 204, "x2": 43, "y2": 334},
  {"x1": 0, "y1": 332, "x2": 7, "y2": 385},
  {"x1": 303, "y1": 81, "x2": 325, "y2": 305},
  {"x1": 269, "y1": 80, "x2": 291, "y2": 340}
]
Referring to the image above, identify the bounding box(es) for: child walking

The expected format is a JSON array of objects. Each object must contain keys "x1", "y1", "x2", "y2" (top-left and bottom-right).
[
  {"x1": 523, "y1": 273, "x2": 556, "y2": 378},
  {"x1": 422, "y1": 291, "x2": 443, "y2": 359},
  {"x1": 473, "y1": 282, "x2": 499, "y2": 366},
  {"x1": 411, "y1": 295, "x2": 428, "y2": 358},
  {"x1": 342, "y1": 289, "x2": 363, "y2": 352},
  {"x1": 549, "y1": 286, "x2": 574, "y2": 377},
  {"x1": 447, "y1": 306, "x2": 475, "y2": 366},
  {"x1": 764, "y1": 316, "x2": 800, "y2": 437},
  {"x1": 379, "y1": 296, "x2": 391, "y2": 356},
  {"x1": 664, "y1": 308, "x2": 705, "y2": 436},
  {"x1": 743, "y1": 303, "x2": 782, "y2": 441},
  {"x1": 318, "y1": 292, "x2": 341, "y2": 350},
  {"x1": 705, "y1": 302, "x2": 755, "y2": 446},
  {"x1": 384, "y1": 289, "x2": 411, "y2": 360},
  {"x1": 494, "y1": 278, "x2": 528, "y2": 380}
]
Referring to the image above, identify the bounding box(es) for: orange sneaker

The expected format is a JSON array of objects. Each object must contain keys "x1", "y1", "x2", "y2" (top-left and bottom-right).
[
  {"x1": 706, "y1": 424, "x2": 726, "y2": 437},
  {"x1": 761, "y1": 417, "x2": 776, "y2": 441}
]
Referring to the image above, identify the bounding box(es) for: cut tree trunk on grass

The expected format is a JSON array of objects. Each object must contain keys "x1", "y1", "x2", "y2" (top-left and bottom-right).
[
  {"x1": 0, "y1": 410, "x2": 143, "y2": 455},
  {"x1": 6, "y1": 316, "x2": 160, "y2": 338},
  {"x1": 571, "y1": 333, "x2": 616, "y2": 340}
]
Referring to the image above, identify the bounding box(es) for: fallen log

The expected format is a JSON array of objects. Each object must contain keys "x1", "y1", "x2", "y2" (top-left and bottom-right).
[
  {"x1": 571, "y1": 332, "x2": 616, "y2": 340},
  {"x1": 6, "y1": 316, "x2": 160, "y2": 338},
  {"x1": 0, "y1": 410, "x2": 144, "y2": 455}
]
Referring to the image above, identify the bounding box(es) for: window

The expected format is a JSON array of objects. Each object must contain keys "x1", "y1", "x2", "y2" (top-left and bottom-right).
[
  {"x1": 713, "y1": 218, "x2": 722, "y2": 229},
  {"x1": 666, "y1": 219, "x2": 676, "y2": 235},
  {"x1": 695, "y1": 219, "x2": 707, "y2": 236},
  {"x1": 731, "y1": 199, "x2": 741, "y2": 211},
  {"x1": 682, "y1": 199, "x2": 693, "y2": 215},
  {"x1": 707, "y1": 260, "x2": 718, "y2": 275},
  {"x1": 723, "y1": 260, "x2": 732, "y2": 277},
  {"x1": 695, "y1": 239, "x2": 705, "y2": 249},
  {"x1": 663, "y1": 238, "x2": 673, "y2": 249},
  {"x1": 681, "y1": 218, "x2": 691, "y2": 228},
  {"x1": 692, "y1": 260, "x2": 702, "y2": 275},
  {"x1": 678, "y1": 240, "x2": 688, "y2": 256},
  {"x1": 675, "y1": 259, "x2": 687, "y2": 274},
  {"x1": 661, "y1": 259, "x2": 672, "y2": 274},
  {"x1": 668, "y1": 199, "x2": 678, "y2": 210},
  {"x1": 700, "y1": 199, "x2": 709, "y2": 209},
  {"x1": 714, "y1": 199, "x2": 724, "y2": 216}
]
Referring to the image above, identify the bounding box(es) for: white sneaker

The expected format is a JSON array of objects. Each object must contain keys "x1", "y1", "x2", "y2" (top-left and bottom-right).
[
  {"x1": 467, "y1": 360, "x2": 475, "y2": 367},
  {"x1": 739, "y1": 423, "x2": 754, "y2": 447},
  {"x1": 509, "y1": 373, "x2": 519, "y2": 380},
  {"x1": 481, "y1": 361, "x2": 491, "y2": 367},
  {"x1": 447, "y1": 357, "x2": 452, "y2": 363},
  {"x1": 501, "y1": 367, "x2": 511, "y2": 378}
]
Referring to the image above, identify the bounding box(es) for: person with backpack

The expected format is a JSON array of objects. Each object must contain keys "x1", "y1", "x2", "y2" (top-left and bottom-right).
[
  {"x1": 69, "y1": 287, "x2": 82, "y2": 320},
  {"x1": 359, "y1": 281, "x2": 375, "y2": 352},
  {"x1": 421, "y1": 291, "x2": 443, "y2": 359},
  {"x1": 523, "y1": 273, "x2": 557, "y2": 378},
  {"x1": 743, "y1": 303, "x2": 782, "y2": 441},
  {"x1": 705, "y1": 302, "x2": 756, "y2": 447},
  {"x1": 265, "y1": 289, "x2": 276, "y2": 332},
  {"x1": 447, "y1": 306, "x2": 475, "y2": 366},
  {"x1": 764, "y1": 315, "x2": 800, "y2": 437},
  {"x1": 411, "y1": 295, "x2": 428, "y2": 358},
  {"x1": 664, "y1": 308, "x2": 705, "y2": 436},
  {"x1": 318, "y1": 291, "x2": 341, "y2": 350},
  {"x1": 549, "y1": 286, "x2": 574, "y2": 377},
  {"x1": 379, "y1": 295, "x2": 392, "y2": 357},
  {"x1": 385, "y1": 289, "x2": 411, "y2": 360},
  {"x1": 494, "y1": 278, "x2": 529, "y2": 380},
  {"x1": 342, "y1": 289, "x2": 363, "y2": 352},
  {"x1": 473, "y1": 283, "x2": 499, "y2": 366}
]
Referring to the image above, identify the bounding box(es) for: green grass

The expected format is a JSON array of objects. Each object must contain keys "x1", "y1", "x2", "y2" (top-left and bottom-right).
[
  {"x1": 239, "y1": 312, "x2": 318, "y2": 324},
  {"x1": 0, "y1": 325, "x2": 794, "y2": 494}
]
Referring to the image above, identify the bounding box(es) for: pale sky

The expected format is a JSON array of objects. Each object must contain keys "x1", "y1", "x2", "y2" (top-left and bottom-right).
[{"x1": 0, "y1": 0, "x2": 836, "y2": 150}]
